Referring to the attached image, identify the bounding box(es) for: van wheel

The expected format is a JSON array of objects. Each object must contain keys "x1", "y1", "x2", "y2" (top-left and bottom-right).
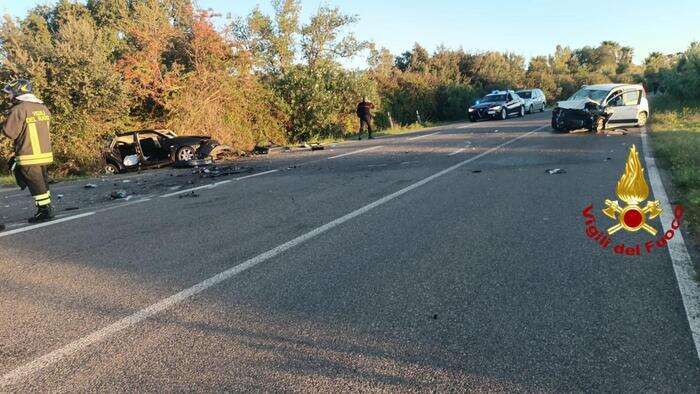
[
  {"x1": 637, "y1": 111, "x2": 648, "y2": 127},
  {"x1": 591, "y1": 117, "x2": 605, "y2": 133},
  {"x1": 104, "y1": 164, "x2": 119, "y2": 174}
]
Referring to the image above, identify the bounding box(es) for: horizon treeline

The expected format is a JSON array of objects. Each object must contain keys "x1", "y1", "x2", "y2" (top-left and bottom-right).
[{"x1": 1, "y1": 0, "x2": 698, "y2": 173}]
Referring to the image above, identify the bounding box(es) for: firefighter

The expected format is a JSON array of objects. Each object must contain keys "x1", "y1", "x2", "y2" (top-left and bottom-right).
[
  {"x1": 2, "y1": 79, "x2": 55, "y2": 223},
  {"x1": 356, "y1": 96, "x2": 375, "y2": 140}
]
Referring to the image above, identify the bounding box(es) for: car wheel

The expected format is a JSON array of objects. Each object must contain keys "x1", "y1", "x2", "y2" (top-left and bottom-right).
[
  {"x1": 591, "y1": 117, "x2": 605, "y2": 133},
  {"x1": 104, "y1": 164, "x2": 119, "y2": 174},
  {"x1": 469, "y1": 115, "x2": 476, "y2": 122},
  {"x1": 176, "y1": 146, "x2": 196, "y2": 161},
  {"x1": 527, "y1": 105, "x2": 533, "y2": 114},
  {"x1": 519, "y1": 106, "x2": 525, "y2": 117},
  {"x1": 540, "y1": 104, "x2": 545, "y2": 112},
  {"x1": 500, "y1": 108, "x2": 507, "y2": 120},
  {"x1": 637, "y1": 111, "x2": 648, "y2": 127}
]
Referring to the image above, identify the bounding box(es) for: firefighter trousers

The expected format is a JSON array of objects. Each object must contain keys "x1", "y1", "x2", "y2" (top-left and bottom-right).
[{"x1": 15, "y1": 165, "x2": 51, "y2": 207}]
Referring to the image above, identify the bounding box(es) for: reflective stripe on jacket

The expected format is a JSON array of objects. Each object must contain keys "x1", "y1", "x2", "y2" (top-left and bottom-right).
[{"x1": 2, "y1": 101, "x2": 53, "y2": 166}]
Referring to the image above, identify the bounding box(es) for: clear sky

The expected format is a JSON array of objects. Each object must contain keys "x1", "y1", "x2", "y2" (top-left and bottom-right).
[{"x1": 2, "y1": 0, "x2": 699, "y2": 67}]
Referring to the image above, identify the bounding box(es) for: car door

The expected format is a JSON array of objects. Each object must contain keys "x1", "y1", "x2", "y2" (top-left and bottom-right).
[
  {"x1": 606, "y1": 89, "x2": 640, "y2": 126},
  {"x1": 506, "y1": 93, "x2": 518, "y2": 115}
]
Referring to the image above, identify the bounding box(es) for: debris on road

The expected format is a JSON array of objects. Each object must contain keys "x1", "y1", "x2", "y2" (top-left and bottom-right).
[
  {"x1": 283, "y1": 143, "x2": 326, "y2": 153},
  {"x1": 545, "y1": 168, "x2": 567, "y2": 174},
  {"x1": 110, "y1": 189, "x2": 129, "y2": 199},
  {"x1": 84, "y1": 184, "x2": 98, "y2": 189},
  {"x1": 173, "y1": 158, "x2": 214, "y2": 168},
  {"x1": 193, "y1": 165, "x2": 251, "y2": 178},
  {"x1": 179, "y1": 191, "x2": 200, "y2": 199},
  {"x1": 472, "y1": 170, "x2": 482, "y2": 173},
  {"x1": 604, "y1": 129, "x2": 628, "y2": 136}
]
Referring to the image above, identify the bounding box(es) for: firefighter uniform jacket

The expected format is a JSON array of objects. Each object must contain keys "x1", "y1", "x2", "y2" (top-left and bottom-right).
[{"x1": 2, "y1": 101, "x2": 53, "y2": 166}]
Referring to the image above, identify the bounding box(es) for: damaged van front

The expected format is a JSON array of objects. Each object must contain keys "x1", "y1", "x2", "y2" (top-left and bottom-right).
[
  {"x1": 551, "y1": 86, "x2": 611, "y2": 133},
  {"x1": 551, "y1": 84, "x2": 649, "y2": 133}
]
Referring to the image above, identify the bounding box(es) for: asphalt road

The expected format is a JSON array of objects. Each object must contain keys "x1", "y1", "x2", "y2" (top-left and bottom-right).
[{"x1": 1, "y1": 111, "x2": 699, "y2": 391}]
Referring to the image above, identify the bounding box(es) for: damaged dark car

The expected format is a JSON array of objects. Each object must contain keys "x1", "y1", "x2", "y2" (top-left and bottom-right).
[{"x1": 102, "y1": 129, "x2": 233, "y2": 174}]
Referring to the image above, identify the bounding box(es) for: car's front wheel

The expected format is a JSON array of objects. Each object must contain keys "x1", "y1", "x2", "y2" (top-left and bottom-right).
[
  {"x1": 591, "y1": 117, "x2": 605, "y2": 133},
  {"x1": 637, "y1": 111, "x2": 648, "y2": 127},
  {"x1": 500, "y1": 108, "x2": 507, "y2": 120},
  {"x1": 176, "y1": 146, "x2": 196, "y2": 162},
  {"x1": 104, "y1": 163, "x2": 119, "y2": 174},
  {"x1": 519, "y1": 106, "x2": 525, "y2": 117}
]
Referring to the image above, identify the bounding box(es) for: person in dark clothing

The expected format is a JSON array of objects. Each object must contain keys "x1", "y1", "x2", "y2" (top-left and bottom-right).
[
  {"x1": 2, "y1": 79, "x2": 55, "y2": 223},
  {"x1": 356, "y1": 96, "x2": 375, "y2": 140}
]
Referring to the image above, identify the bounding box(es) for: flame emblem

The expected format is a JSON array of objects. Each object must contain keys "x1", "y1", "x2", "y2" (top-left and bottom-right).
[{"x1": 603, "y1": 145, "x2": 662, "y2": 235}]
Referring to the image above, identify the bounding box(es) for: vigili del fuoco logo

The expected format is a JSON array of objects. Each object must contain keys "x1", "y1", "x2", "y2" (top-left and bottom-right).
[{"x1": 582, "y1": 145, "x2": 685, "y2": 256}]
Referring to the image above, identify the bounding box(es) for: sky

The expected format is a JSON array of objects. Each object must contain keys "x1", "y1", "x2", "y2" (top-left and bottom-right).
[{"x1": 2, "y1": 0, "x2": 699, "y2": 68}]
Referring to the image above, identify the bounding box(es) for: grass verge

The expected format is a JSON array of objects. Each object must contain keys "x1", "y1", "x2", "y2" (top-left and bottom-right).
[
  {"x1": 649, "y1": 96, "x2": 700, "y2": 247},
  {"x1": 0, "y1": 174, "x2": 15, "y2": 186}
]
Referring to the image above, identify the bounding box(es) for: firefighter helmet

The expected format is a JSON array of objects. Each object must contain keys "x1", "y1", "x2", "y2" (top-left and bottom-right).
[{"x1": 2, "y1": 79, "x2": 33, "y2": 98}]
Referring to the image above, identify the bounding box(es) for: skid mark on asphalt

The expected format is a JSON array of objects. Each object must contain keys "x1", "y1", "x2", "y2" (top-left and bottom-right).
[{"x1": 0, "y1": 125, "x2": 546, "y2": 388}]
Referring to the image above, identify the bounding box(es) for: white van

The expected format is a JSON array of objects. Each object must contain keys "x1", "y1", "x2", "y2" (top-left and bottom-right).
[{"x1": 552, "y1": 84, "x2": 650, "y2": 132}]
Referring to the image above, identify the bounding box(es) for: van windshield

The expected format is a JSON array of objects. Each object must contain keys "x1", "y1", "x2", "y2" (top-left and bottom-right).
[
  {"x1": 517, "y1": 91, "x2": 532, "y2": 99},
  {"x1": 568, "y1": 88, "x2": 609, "y2": 104}
]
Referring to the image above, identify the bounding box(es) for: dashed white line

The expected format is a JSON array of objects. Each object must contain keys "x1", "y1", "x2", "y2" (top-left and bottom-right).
[
  {"x1": 160, "y1": 182, "x2": 220, "y2": 198},
  {"x1": 641, "y1": 127, "x2": 700, "y2": 361},
  {"x1": 327, "y1": 145, "x2": 383, "y2": 159},
  {"x1": 448, "y1": 148, "x2": 466, "y2": 156},
  {"x1": 0, "y1": 125, "x2": 543, "y2": 388},
  {"x1": 0, "y1": 212, "x2": 95, "y2": 238},
  {"x1": 235, "y1": 169, "x2": 279, "y2": 180},
  {"x1": 407, "y1": 131, "x2": 440, "y2": 141}
]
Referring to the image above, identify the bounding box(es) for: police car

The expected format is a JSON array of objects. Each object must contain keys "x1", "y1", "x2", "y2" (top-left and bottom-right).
[{"x1": 468, "y1": 90, "x2": 526, "y2": 121}]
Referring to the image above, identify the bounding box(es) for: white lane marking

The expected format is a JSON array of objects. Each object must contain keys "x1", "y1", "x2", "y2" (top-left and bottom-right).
[
  {"x1": 641, "y1": 127, "x2": 700, "y2": 361},
  {"x1": 327, "y1": 145, "x2": 383, "y2": 159},
  {"x1": 235, "y1": 169, "x2": 278, "y2": 180},
  {"x1": 93, "y1": 198, "x2": 152, "y2": 213},
  {"x1": 407, "y1": 131, "x2": 440, "y2": 141},
  {"x1": 457, "y1": 124, "x2": 471, "y2": 129},
  {"x1": 161, "y1": 170, "x2": 278, "y2": 198},
  {"x1": 0, "y1": 212, "x2": 95, "y2": 238},
  {"x1": 160, "y1": 183, "x2": 217, "y2": 198},
  {"x1": 448, "y1": 148, "x2": 466, "y2": 156},
  {"x1": 0, "y1": 125, "x2": 546, "y2": 388}
]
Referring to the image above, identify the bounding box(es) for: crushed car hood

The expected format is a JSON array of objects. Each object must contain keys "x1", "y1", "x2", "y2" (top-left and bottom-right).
[{"x1": 556, "y1": 99, "x2": 599, "y2": 110}]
